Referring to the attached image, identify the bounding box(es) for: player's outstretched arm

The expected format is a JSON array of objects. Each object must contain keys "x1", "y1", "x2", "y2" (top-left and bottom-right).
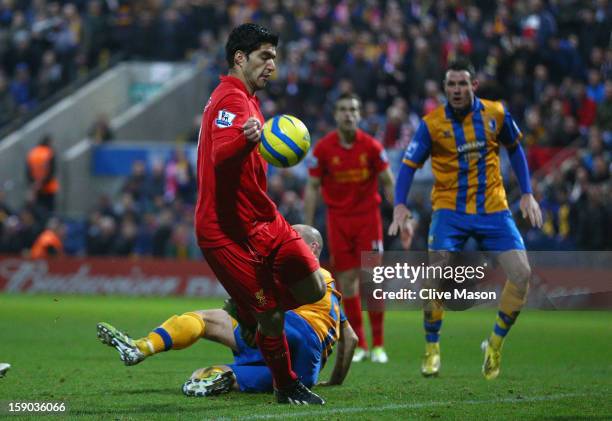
[
  {"x1": 320, "y1": 321, "x2": 358, "y2": 386},
  {"x1": 303, "y1": 176, "x2": 321, "y2": 226}
]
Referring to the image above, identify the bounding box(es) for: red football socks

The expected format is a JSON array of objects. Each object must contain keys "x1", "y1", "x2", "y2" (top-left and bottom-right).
[
  {"x1": 343, "y1": 295, "x2": 368, "y2": 349},
  {"x1": 255, "y1": 331, "x2": 298, "y2": 390},
  {"x1": 368, "y1": 310, "x2": 384, "y2": 347}
]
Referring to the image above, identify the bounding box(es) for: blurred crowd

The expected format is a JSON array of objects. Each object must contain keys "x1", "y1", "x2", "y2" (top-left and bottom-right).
[{"x1": 0, "y1": 0, "x2": 610, "y2": 258}]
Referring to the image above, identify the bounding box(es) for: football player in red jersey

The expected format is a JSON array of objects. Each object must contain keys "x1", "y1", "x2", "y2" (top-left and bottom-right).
[
  {"x1": 193, "y1": 23, "x2": 327, "y2": 405},
  {"x1": 304, "y1": 93, "x2": 395, "y2": 363}
]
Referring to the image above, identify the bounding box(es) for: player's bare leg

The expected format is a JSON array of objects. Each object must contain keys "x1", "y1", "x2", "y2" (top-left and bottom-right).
[
  {"x1": 193, "y1": 309, "x2": 238, "y2": 351},
  {"x1": 421, "y1": 251, "x2": 451, "y2": 377},
  {"x1": 337, "y1": 269, "x2": 369, "y2": 361},
  {"x1": 482, "y1": 250, "x2": 531, "y2": 380}
]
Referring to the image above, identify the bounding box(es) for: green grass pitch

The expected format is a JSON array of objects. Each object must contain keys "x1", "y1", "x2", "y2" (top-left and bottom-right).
[{"x1": 0, "y1": 294, "x2": 610, "y2": 420}]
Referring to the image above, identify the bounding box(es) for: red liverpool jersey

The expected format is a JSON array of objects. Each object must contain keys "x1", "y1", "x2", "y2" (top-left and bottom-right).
[
  {"x1": 308, "y1": 129, "x2": 389, "y2": 216},
  {"x1": 195, "y1": 75, "x2": 277, "y2": 248}
]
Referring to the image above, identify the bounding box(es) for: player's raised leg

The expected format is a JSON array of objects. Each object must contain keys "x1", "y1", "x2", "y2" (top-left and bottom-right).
[
  {"x1": 97, "y1": 311, "x2": 205, "y2": 365},
  {"x1": 482, "y1": 249, "x2": 531, "y2": 380}
]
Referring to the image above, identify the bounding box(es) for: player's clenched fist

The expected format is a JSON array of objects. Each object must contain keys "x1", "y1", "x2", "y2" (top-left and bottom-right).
[{"x1": 243, "y1": 117, "x2": 262, "y2": 143}]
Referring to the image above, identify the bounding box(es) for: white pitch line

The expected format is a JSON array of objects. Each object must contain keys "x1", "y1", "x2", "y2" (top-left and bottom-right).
[{"x1": 238, "y1": 392, "x2": 588, "y2": 420}]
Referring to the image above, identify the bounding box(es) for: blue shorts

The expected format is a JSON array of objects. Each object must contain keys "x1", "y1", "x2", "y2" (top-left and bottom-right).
[
  {"x1": 228, "y1": 311, "x2": 322, "y2": 392},
  {"x1": 428, "y1": 209, "x2": 525, "y2": 252}
]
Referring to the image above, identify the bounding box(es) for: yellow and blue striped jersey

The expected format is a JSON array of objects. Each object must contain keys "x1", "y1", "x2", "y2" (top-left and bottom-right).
[
  {"x1": 293, "y1": 268, "x2": 346, "y2": 364},
  {"x1": 402, "y1": 98, "x2": 523, "y2": 214}
]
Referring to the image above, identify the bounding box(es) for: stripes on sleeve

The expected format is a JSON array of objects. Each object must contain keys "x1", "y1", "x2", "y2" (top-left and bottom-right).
[{"x1": 498, "y1": 104, "x2": 523, "y2": 147}]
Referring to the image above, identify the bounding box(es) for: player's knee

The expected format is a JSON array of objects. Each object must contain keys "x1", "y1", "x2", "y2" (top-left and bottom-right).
[
  {"x1": 509, "y1": 262, "x2": 531, "y2": 290},
  {"x1": 200, "y1": 308, "x2": 229, "y2": 323}
]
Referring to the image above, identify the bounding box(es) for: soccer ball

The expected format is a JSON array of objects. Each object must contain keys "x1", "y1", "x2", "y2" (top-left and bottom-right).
[{"x1": 259, "y1": 114, "x2": 311, "y2": 167}]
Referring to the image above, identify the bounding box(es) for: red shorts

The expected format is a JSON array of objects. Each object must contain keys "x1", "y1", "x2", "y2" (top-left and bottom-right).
[
  {"x1": 201, "y1": 214, "x2": 319, "y2": 319},
  {"x1": 327, "y1": 210, "x2": 383, "y2": 272}
]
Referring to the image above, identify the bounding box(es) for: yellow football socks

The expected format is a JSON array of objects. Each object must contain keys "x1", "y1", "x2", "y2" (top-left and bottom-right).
[
  {"x1": 136, "y1": 312, "x2": 206, "y2": 356},
  {"x1": 424, "y1": 300, "x2": 444, "y2": 343},
  {"x1": 490, "y1": 281, "x2": 528, "y2": 349}
]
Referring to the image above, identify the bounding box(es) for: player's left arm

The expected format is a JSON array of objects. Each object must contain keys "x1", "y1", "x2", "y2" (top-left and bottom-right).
[
  {"x1": 499, "y1": 107, "x2": 543, "y2": 228},
  {"x1": 321, "y1": 320, "x2": 358, "y2": 386},
  {"x1": 372, "y1": 142, "x2": 394, "y2": 204},
  {"x1": 378, "y1": 167, "x2": 395, "y2": 204}
]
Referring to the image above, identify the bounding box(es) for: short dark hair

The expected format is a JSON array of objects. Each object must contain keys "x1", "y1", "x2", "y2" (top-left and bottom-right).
[
  {"x1": 335, "y1": 92, "x2": 361, "y2": 110},
  {"x1": 40, "y1": 134, "x2": 52, "y2": 146},
  {"x1": 445, "y1": 58, "x2": 476, "y2": 80},
  {"x1": 225, "y1": 23, "x2": 278, "y2": 68}
]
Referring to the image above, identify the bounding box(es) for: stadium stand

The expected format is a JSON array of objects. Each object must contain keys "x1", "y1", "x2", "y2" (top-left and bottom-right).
[{"x1": 0, "y1": 0, "x2": 609, "y2": 259}]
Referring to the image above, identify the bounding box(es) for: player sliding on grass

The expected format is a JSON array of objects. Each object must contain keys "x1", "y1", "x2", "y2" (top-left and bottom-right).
[
  {"x1": 192, "y1": 23, "x2": 328, "y2": 404},
  {"x1": 389, "y1": 58, "x2": 542, "y2": 380},
  {"x1": 97, "y1": 225, "x2": 358, "y2": 398}
]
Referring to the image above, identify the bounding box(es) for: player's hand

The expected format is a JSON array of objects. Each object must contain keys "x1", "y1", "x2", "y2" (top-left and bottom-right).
[
  {"x1": 243, "y1": 117, "x2": 262, "y2": 143},
  {"x1": 520, "y1": 193, "x2": 543, "y2": 228},
  {"x1": 388, "y1": 204, "x2": 413, "y2": 237}
]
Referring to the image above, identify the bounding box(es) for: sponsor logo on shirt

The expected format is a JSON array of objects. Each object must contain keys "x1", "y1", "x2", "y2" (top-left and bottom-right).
[
  {"x1": 360, "y1": 153, "x2": 368, "y2": 165},
  {"x1": 488, "y1": 119, "x2": 496, "y2": 132},
  {"x1": 405, "y1": 140, "x2": 418, "y2": 159},
  {"x1": 457, "y1": 140, "x2": 485, "y2": 153},
  {"x1": 215, "y1": 110, "x2": 236, "y2": 128},
  {"x1": 458, "y1": 140, "x2": 486, "y2": 162},
  {"x1": 255, "y1": 289, "x2": 268, "y2": 307}
]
